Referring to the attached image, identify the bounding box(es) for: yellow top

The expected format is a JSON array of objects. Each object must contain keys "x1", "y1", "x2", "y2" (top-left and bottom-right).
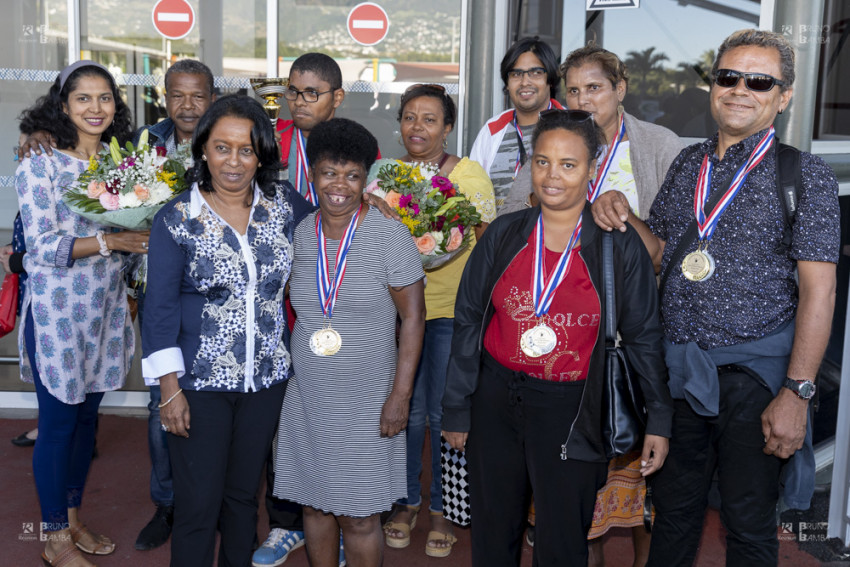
[{"x1": 425, "y1": 157, "x2": 496, "y2": 320}]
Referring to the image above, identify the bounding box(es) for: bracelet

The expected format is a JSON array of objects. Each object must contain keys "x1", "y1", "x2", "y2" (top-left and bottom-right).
[
  {"x1": 95, "y1": 230, "x2": 111, "y2": 257},
  {"x1": 158, "y1": 388, "x2": 184, "y2": 408}
]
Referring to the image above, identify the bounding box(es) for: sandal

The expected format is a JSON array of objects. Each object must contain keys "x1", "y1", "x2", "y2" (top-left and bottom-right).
[
  {"x1": 382, "y1": 504, "x2": 420, "y2": 549},
  {"x1": 425, "y1": 512, "x2": 457, "y2": 558},
  {"x1": 70, "y1": 524, "x2": 115, "y2": 556},
  {"x1": 41, "y1": 544, "x2": 90, "y2": 567}
]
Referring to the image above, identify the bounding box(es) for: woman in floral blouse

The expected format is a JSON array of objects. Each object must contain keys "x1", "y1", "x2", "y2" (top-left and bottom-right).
[
  {"x1": 141, "y1": 95, "x2": 313, "y2": 567},
  {"x1": 16, "y1": 60, "x2": 148, "y2": 567}
]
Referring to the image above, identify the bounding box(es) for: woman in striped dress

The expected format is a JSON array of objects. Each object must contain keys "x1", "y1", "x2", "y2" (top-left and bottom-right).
[{"x1": 274, "y1": 118, "x2": 426, "y2": 567}]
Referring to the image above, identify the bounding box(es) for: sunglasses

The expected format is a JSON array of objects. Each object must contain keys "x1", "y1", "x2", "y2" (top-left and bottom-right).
[
  {"x1": 538, "y1": 109, "x2": 593, "y2": 122},
  {"x1": 713, "y1": 69, "x2": 786, "y2": 92}
]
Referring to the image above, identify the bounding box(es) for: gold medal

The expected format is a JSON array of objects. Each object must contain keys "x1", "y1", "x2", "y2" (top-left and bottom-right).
[
  {"x1": 520, "y1": 323, "x2": 557, "y2": 358},
  {"x1": 310, "y1": 326, "x2": 341, "y2": 356},
  {"x1": 681, "y1": 248, "x2": 716, "y2": 282}
]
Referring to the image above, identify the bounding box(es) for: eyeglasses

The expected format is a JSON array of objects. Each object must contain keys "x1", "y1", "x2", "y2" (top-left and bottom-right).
[
  {"x1": 507, "y1": 67, "x2": 547, "y2": 81},
  {"x1": 713, "y1": 69, "x2": 786, "y2": 92},
  {"x1": 283, "y1": 87, "x2": 336, "y2": 103},
  {"x1": 538, "y1": 109, "x2": 593, "y2": 123}
]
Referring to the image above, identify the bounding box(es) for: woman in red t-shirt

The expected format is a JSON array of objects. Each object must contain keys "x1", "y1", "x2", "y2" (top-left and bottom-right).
[{"x1": 442, "y1": 110, "x2": 673, "y2": 566}]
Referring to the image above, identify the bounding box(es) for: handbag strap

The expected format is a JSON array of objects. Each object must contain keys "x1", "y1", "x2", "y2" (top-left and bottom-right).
[{"x1": 603, "y1": 231, "x2": 616, "y2": 344}]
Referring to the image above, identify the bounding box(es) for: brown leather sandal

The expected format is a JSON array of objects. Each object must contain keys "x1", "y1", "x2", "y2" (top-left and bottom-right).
[
  {"x1": 41, "y1": 544, "x2": 90, "y2": 567},
  {"x1": 69, "y1": 524, "x2": 115, "y2": 555}
]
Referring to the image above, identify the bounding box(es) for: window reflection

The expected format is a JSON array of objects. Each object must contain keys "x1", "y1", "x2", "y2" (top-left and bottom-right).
[{"x1": 815, "y1": 0, "x2": 850, "y2": 140}]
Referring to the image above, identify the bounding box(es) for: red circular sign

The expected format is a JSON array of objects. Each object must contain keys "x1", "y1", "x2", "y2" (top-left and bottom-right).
[
  {"x1": 152, "y1": 0, "x2": 195, "y2": 41},
  {"x1": 347, "y1": 3, "x2": 390, "y2": 46}
]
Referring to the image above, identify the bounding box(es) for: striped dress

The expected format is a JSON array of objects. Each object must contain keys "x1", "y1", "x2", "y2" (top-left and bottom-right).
[{"x1": 274, "y1": 207, "x2": 424, "y2": 517}]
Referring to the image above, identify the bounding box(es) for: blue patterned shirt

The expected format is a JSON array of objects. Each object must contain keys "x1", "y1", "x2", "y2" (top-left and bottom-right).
[
  {"x1": 647, "y1": 128, "x2": 840, "y2": 350},
  {"x1": 141, "y1": 183, "x2": 310, "y2": 392}
]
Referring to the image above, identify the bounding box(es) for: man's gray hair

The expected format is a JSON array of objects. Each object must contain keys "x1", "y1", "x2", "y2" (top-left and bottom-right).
[
  {"x1": 711, "y1": 29, "x2": 795, "y2": 90},
  {"x1": 164, "y1": 59, "x2": 215, "y2": 95}
]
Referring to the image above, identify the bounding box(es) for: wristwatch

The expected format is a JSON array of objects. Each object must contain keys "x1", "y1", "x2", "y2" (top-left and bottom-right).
[{"x1": 783, "y1": 377, "x2": 816, "y2": 400}]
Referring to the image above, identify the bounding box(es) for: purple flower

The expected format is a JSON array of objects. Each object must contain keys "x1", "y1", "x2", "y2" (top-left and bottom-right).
[
  {"x1": 399, "y1": 194, "x2": 413, "y2": 208},
  {"x1": 434, "y1": 216, "x2": 446, "y2": 231},
  {"x1": 119, "y1": 157, "x2": 136, "y2": 170},
  {"x1": 410, "y1": 202, "x2": 420, "y2": 215},
  {"x1": 431, "y1": 176, "x2": 454, "y2": 195}
]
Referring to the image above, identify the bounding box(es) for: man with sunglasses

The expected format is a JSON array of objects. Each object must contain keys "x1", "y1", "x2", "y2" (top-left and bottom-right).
[
  {"x1": 469, "y1": 36, "x2": 563, "y2": 211},
  {"x1": 592, "y1": 29, "x2": 839, "y2": 567}
]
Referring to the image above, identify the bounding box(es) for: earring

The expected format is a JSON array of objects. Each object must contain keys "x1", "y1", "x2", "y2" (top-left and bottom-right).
[
  {"x1": 442, "y1": 138, "x2": 448, "y2": 149},
  {"x1": 617, "y1": 103, "x2": 624, "y2": 116},
  {"x1": 202, "y1": 155, "x2": 207, "y2": 161},
  {"x1": 778, "y1": 108, "x2": 784, "y2": 115}
]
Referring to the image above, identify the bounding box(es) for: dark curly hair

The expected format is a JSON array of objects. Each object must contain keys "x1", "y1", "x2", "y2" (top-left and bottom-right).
[
  {"x1": 532, "y1": 110, "x2": 603, "y2": 163},
  {"x1": 189, "y1": 95, "x2": 282, "y2": 199},
  {"x1": 19, "y1": 65, "x2": 134, "y2": 149},
  {"x1": 500, "y1": 36, "x2": 560, "y2": 100},
  {"x1": 306, "y1": 118, "x2": 378, "y2": 173},
  {"x1": 397, "y1": 84, "x2": 456, "y2": 130}
]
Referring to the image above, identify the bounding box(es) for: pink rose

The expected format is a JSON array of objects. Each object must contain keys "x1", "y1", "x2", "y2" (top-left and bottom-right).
[
  {"x1": 384, "y1": 190, "x2": 402, "y2": 209},
  {"x1": 134, "y1": 184, "x2": 150, "y2": 201},
  {"x1": 99, "y1": 191, "x2": 120, "y2": 211},
  {"x1": 415, "y1": 233, "x2": 437, "y2": 255},
  {"x1": 86, "y1": 181, "x2": 106, "y2": 199},
  {"x1": 446, "y1": 226, "x2": 463, "y2": 252}
]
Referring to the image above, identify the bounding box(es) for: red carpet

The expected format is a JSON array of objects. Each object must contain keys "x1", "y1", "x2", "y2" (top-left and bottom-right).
[{"x1": 0, "y1": 414, "x2": 820, "y2": 566}]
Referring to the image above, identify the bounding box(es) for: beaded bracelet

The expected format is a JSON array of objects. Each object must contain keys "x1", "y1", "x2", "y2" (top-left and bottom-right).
[{"x1": 158, "y1": 388, "x2": 184, "y2": 409}]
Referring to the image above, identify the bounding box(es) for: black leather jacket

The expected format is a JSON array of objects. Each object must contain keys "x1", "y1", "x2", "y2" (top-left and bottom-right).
[{"x1": 442, "y1": 204, "x2": 673, "y2": 462}]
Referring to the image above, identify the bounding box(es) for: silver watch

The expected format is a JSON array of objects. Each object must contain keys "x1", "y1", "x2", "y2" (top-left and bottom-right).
[{"x1": 783, "y1": 378, "x2": 816, "y2": 400}]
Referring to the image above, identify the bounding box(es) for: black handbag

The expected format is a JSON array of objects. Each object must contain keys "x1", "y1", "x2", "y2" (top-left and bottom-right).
[{"x1": 600, "y1": 231, "x2": 647, "y2": 459}]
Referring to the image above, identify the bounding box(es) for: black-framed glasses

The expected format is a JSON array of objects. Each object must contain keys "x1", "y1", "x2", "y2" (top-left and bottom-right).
[
  {"x1": 713, "y1": 69, "x2": 786, "y2": 92},
  {"x1": 538, "y1": 109, "x2": 593, "y2": 123},
  {"x1": 507, "y1": 67, "x2": 547, "y2": 81},
  {"x1": 283, "y1": 87, "x2": 336, "y2": 103}
]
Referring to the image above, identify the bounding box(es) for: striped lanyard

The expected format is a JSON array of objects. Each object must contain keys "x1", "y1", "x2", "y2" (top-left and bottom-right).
[
  {"x1": 587, "y1": 113, "x2": 626, "y2": 203},
  {"x1": 513, "y1": 100, "x2": 553, "y2": 178},
  {"x1": 695, "y1": 127, "x2": 775, "y2": 242},
  {"x1": 315, "y1": 205, "x2": 362, "y2": 319},
  {"x1": 531, "y1": 213, "x2": 582, "y2": 318},
  {"x1": 295, "y1": 129, "x2": 318, "y2": 205}
]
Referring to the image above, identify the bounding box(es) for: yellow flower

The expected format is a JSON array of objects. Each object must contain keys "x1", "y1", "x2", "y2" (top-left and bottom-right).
[
  {"x1": 87, "y1": 155, "x2": 98, "y2": 172},
  {"x1": 157, "y1": 170, "x2": 177, "y2": 187},
  {"x1": 401, "y1": 216, "x2": 419, "y2": 231}
]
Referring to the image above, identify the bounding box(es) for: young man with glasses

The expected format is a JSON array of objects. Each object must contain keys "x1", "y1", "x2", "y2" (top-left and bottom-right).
[
  {"x1": 592, "y1": 29, "x2": 839, "y2": 566},
  {"x1": 469, "y1": 36, "x2": 563, "y2": 212}
]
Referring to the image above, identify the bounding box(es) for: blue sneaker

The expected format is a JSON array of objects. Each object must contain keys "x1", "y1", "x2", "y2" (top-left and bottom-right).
[
  {"x1": 252, "y1": 528, "x2": 305, "y2": 566},
  {"x1": 339, "y1": 534, "x2": 346, "y2": 567}
]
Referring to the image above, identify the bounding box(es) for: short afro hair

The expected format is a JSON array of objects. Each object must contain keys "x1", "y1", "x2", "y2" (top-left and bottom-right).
[
  {"x1": 306, "y1": 118, "x2": 378, "y2": 172},
  {"x1": 165, "y1": 59, "x2": 215, "y2": 95}
]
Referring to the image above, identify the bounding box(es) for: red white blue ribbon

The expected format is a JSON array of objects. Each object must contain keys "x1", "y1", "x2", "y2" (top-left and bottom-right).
[
  {"x1": 315, "y1": 205, "x2": 362, "y2": 319},
  {"x1": 587, "y1": 112, "x2": 626, "y2": 203},
  {"x1": 695, "y1": 126, "x2": 775, "y2": 241},
  {"x1": 531, "y1": 213, "x2": 582, "y2": 318},
  {"x1": 296, "y1": 129, "x2": 317, "y2": 206},
  {"x1": 513, "y1": 100, "x2": 554, "y2": 178}
]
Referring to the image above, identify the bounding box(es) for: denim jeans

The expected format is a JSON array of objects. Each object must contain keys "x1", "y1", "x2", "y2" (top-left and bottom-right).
[
  {"x1": 27, "y1": 308, "x2": 104, "y2": 526},
  {"x1": 401, "y1": 318, "x2": 453, "y2": 512},
  {"x1": 139, "y1": 288, "x2": 174, "y2": 506}
]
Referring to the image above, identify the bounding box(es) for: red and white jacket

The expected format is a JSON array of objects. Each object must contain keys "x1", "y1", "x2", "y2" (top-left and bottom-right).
[{"x1": 469, "y1": 99, "x2": 564, "y2": 176}]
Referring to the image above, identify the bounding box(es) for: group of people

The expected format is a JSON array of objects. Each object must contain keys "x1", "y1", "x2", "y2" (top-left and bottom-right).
[{"x1": 9, "y1": 25, "x2": 837, "y2": 567}]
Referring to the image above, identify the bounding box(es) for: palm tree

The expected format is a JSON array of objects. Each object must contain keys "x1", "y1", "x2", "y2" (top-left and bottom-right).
[{"x1": 625, "y1": 47, "x2": 669, "y2": 96}]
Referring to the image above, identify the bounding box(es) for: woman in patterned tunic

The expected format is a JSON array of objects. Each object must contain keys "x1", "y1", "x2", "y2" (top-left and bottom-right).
[
  {"x1": 142, "y1": 95, "x2": 313, "y2": 567},
  {"x1": 15, "y1": 60, "x2": 147, "y2": 567},
  {"x1": 274, "y1": 118, "x2": 425, "y2": 567}
]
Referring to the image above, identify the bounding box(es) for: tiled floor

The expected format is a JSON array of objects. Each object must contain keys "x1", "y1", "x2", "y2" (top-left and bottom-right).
[{"x1": 1, "y1": 413, "x2": 821, "y2": 566}]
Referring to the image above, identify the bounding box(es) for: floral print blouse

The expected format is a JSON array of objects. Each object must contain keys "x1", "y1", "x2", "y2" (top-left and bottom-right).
[
  {"x1": 15, "y1": 150, "x2": 134, "y2": 404},
  {"x1": 142, "y1": 183, "x2": 303, "y2": 392}
]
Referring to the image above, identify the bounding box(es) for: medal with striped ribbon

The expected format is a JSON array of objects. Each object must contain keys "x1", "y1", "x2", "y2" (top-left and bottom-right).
[
  {"x1": 512, "y1": 100, "x2": 553, "y2": 178},
  {"x1": 520, "y1": 213, "x2": 582, "y2": 358},
  {"x1": 682, "y1": 126, "x2": 775, "y2": 282},
  {"x1": 312, "y1": 205, "x2": 362, "y2": 356},
  {"x1": 587, "y1": 112, "x2": 626, "y2": 203},
  {"x1": 295, "y1": 129, "x2": 318, "y2": 205}
]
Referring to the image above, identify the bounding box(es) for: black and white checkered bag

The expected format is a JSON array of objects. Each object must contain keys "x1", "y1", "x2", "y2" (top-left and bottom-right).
[{"x1": 440, "y1": 438, "x2": 471, "y2": 526}]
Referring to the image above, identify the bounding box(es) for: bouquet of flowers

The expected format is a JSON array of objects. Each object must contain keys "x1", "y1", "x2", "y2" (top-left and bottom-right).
[
  {"x1": 368, "y1": 159, "x2": 482, "y2": 270},
  {"x1": 63, "y1": 129, "x2": 190, "y2": 230}
]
